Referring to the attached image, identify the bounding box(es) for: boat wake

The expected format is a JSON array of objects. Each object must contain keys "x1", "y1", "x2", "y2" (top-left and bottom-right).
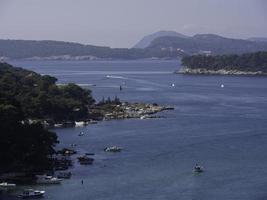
[{"x1": 105, "y1": 75, "x2": 128, "y2": 80}]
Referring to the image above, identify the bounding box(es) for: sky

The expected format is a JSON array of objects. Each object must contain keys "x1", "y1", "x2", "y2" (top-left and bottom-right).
[{"x1": 0, "y1": 0, "x2": 267, "y2": 48}]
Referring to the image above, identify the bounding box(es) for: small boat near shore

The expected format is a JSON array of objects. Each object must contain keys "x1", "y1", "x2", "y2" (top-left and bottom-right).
[
  {"x1": 57, "y1": 172, "x2": 71, "y2": 179},
  {"x1": 140, "y1": 115, "x2": 147, "y2": 120},
  {"x1": 0, "y1": 182, "x2": 16, "y2": 188},
  {"x1": 78, "y1": 155, "x2": 94, "y2": 165},
  {"x1": 75, "y1": 121, "x2": 87, "y2": 127},
  {"x1": 88, "y1": 120, "x2": 98, "y2": 124},
  {"x1": 57, "y1": 148, "x2": 77, "y2": 155},
  {"x1": 54, "y1": 123, "x2": 63, "y2": 128},
  {"x1": 104, "y1": 146, "x2": 122, "y2": 152},
  {"x1": 36, "y1": 175, "x2": 62, "y2": 184},
  {"x1": 18, "y1": 189, "x2": 45, "y2": 199},
  {"x1": 85, "y1": 153, "x2": 95, "y2": 156}
]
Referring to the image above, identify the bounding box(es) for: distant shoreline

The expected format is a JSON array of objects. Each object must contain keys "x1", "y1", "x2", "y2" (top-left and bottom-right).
[
  {"x1": 176, "y1": 67, "x2": 267, "y2": 76},
  {"x1": 1, "y1": 57, "x2": 180, "y2": 62}
]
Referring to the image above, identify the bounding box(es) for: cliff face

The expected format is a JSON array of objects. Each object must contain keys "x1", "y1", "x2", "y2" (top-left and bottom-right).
[{"x1": 177, "y1": 67, "x2": 267, "y2": 75}]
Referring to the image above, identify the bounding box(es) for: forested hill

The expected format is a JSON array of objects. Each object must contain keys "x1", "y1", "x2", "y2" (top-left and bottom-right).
[
  {"x1": 148, "y1": 34, "x2": 267, "y2": 55},
  {"x1": 133, "y1": 30, "x2": 188, "y2": 48},
  {"x1": 0, "y1": 62, "x2": 95, "y2": 121},
  {"x1": 0, "y1": 39, "x2": 181, "y2": 60},
  {"x1": 0, "y1": 62, "x2": 96, "y2": 172},
  {"x1": 179, "y1": 51, "x2": 267, "y2": 75}
]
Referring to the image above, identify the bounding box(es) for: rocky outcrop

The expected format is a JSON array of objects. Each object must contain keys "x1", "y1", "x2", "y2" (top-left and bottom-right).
[{"x1": 89, "y1": 102, "x2": 174, "y2": 121}]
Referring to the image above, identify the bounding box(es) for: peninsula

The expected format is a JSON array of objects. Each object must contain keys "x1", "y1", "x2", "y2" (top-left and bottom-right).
[
  {"x1": 177, "y1": 51, "x2": 267, "y2": 75},
  {"x1": 0, "y1": 62, "x2": 172, "y2": 175}
]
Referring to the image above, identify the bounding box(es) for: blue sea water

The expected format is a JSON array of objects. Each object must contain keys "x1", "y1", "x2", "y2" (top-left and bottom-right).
[{"x1": 2, "y1": 60, "x2": 267, "y2": 200}]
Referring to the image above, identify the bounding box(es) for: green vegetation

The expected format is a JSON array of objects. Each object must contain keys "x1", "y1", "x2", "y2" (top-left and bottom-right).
[
  {"x1": 0, "y1": 62, "x2": 95, "y2": 173},
  {"x1": 0, "y1": 104, "x2": 58, "y2": 172},
  {"x1": 0, "y1": 63, "x2": 95, "y2": 122},
  {"x1": 181, "y1": 51, "x2": 267, "y2": 73}
]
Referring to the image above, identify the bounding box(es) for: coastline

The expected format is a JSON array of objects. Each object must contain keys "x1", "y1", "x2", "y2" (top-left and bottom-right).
[
  {"x1": 89, "y1": 102, "x2": 174, "y2": 121},
  {"x1": 0, "y1": 101, "x2": 174, "y2": 183},
  {"x1": 176, "y1": 67, "x2": 267, "y2": 76},
  {"x1": 42, "y1": 102, "x2": 174, "y2": 128}
]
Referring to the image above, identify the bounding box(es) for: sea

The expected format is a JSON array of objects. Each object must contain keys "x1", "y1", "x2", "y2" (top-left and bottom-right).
[{"x1": 1, "y1": 59, "x2": 267, "y2": 200}]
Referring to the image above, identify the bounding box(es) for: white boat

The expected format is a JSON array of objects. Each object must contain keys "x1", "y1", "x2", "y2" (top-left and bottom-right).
[
  {"x1": 193, "y1": 165, "x2": 204, "y2": 173},
  {"x1": 54, "y1": 123, "x2": 63, "y2": 128},
  {"x1": 36, "y1": 175, "x2": 62, "y2": 184},
  {"x1": 104, "y1": 146, "x2": 123, "y2": 152},
  {"x1": 78, "y1": 131, "x2": 85, "y2": 136},
  {"x1": 140, "y1": 115, "x2": 147, "y2": 120},
  {"x1": 18, "y1": 189, "x2": 45, "y2": 199},
  {"x1": 75, "y1": 121, "x2": 86, "y2": 127},
  {"x1": 0, "y1": 182, "x2": 16, "y2": 187}
]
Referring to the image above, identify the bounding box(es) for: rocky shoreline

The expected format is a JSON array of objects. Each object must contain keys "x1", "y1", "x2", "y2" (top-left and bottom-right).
[
  {"x1": 0, "y1": 101, "x2": 174, "y2": 181},
  {"x1": 89, "y1": 102, "x2": 174, "y2": 121},
  {"x1": 36, "y1": 101, "x2": 174, "y2": 128},
  {"x1": 176, "y1": 67, "x2": 267, "y2": 76}
]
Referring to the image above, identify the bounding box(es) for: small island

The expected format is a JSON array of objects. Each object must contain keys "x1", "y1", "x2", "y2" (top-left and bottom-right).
[{"x1": 176, "y1": 51, "x2": 267, "y2": 75}]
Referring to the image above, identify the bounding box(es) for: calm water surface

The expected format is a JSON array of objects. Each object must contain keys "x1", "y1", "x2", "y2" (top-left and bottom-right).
[{"x1": 2, "y1": 60, "x2": 267, "y2": 200}]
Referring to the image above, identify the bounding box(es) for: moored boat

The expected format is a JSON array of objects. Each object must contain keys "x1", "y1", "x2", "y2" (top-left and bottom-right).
[
  {"x1": 78, "y1": 131, "x2": 85, "y2": 136},
  {"x1": 54, "y1": 123, "x2": 63, "y2": 128},
  {"x1": 75, "y1": 121, "x2": 87, "y2": 127},
  {"x1": 104, "y1": 146, "x2": 122, "y2": 152},
  {"x1": 36, "y1": 175, "x2": 62, "y2": 184},
  {"x1": 193, "y1": 164, "x2": 204, "y2": 173},
  {"x1": 0, "y1": 182, "x2": 16, "y2": 188},
  {"x1": 18, "y1": 189, "x2": 45, "y2": 199},
  {"x1": 57, "y1": 172, "x2": 72, "y2": 179},
  {"x1": 77, "y1": 155, "x2": 94, "y2": 165}
]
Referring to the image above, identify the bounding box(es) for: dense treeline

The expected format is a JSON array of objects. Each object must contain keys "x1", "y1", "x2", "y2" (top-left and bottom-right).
[
  {"x1": 0, "y1": 63, "x2": 95, "y2": 172},
  {"x1": 181, "y1": 51, "x2": 267, "y2": 72},
  {"x1": 0, "y1": 104, "x2": 58, "y2": 172},
  {"x1": 0, "y1": 63, "x2": 95, "y2": 121}
]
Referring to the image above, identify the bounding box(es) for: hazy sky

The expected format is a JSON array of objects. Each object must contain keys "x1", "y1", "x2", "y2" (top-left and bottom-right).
[{"x1": 0, "y1": 0, "x2": 267, "y2": 48}]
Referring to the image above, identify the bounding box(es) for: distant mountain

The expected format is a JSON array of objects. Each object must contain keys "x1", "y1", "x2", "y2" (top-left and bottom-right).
[
  {"x1": 1, "y1": 34, "x2": 267, "y2": 60},
  {"x1": 133, "y1": 31, "x2": 188, "y2": 49},
  {"x1": 147, "y1": 34, "x2": 267, "y2": 55},
  {"x1": 0, "y1": 39, "x2": 182, "y2": 60},
  {"x1": 0, "y1": 39, "x2": 111, "y2": 60},
  {"x1": 248, "y1": 37, "x2": 267, "y2": 42}
]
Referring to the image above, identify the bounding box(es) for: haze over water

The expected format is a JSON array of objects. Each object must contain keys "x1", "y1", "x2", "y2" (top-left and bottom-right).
[{"x1": 3, "y1": 60, "x2": 266, "y2": 200}]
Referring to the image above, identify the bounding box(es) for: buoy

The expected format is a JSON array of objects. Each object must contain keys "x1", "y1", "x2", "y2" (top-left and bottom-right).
[
  {"x1": 171, "y1": 83, "x2": 175, "y2": 87},
  {"x1": 221, "y1": 84, "x2": 224, "y2": 88}
]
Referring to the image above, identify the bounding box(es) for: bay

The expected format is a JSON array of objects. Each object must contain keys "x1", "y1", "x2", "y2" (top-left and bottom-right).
[{"x1": 3, "y1": 60, "x2": 267, "y2": 200}]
